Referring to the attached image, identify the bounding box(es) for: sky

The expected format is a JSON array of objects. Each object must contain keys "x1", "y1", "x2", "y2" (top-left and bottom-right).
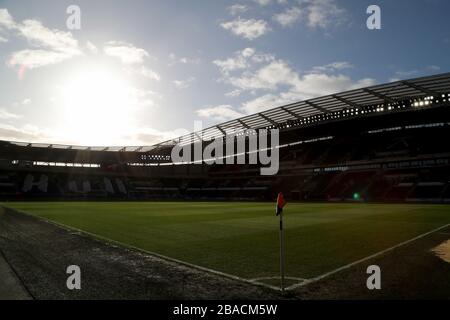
[{"x1": 0, "y1": 0, "x2": 449, "y2": 146}]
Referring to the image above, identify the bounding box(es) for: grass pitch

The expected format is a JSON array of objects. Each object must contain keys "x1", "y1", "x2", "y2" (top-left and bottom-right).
[{"x1": 4, "y1": 202, "x2": 450, "y2": 283}]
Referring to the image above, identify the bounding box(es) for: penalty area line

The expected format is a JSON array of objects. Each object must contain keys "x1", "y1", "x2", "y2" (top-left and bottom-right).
[{"x1": 285, "y1": 223, "x2": 450, "y2": 291}]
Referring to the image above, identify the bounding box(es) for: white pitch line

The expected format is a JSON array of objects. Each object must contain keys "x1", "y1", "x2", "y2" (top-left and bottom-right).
[
  {"x1": 285, "y1": 223, "x2": 450, "y2": 291},
  {"x1": 250, "y1": 276, "x2": 306, "y2": 282},
  {"x1": 2, "y1": 206, "x2": 281, "y2": 292},
  {"x1": 249, "y1": 277, "x2": 306, "y2": 290}
]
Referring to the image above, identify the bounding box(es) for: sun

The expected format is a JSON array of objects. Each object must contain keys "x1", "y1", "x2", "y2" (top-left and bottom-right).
[{"x1": 58, "y1": 67, "x2": 137, "y2": 146}]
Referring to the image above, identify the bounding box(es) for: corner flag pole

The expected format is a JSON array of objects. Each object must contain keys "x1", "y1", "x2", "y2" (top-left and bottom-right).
[
  {"x1": 276, "y1": 192, "x2": 286, "y2": 292},
  {"x1": 279, "y1": 210, "x2": 285, "y2": 292}
]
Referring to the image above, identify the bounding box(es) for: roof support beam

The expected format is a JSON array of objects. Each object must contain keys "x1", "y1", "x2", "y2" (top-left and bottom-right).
[
  {"x1": 304, "y1": 101, "x2": 328, "y2": 113},
  {"x1": 332, "y1": 95, "x2": 361, "y2": 109},
  {"x1": 216, "y1": 125, "x2": 226, "y2": 135},
  {"x1": 258, "y1": 113, "x2": 278, "y2": 126},
  {"x1": 363, "y1": 88, "x2": 396, "y2": 104},
  {"x1": 193, "y1": 132, "x2": 203, "y2": 142},
  {"x1": 281, "y1": 106, "x2": 304, "y2": 119},
  {"x1": 401, "y1": 80, "x2": 440, "y2": 98},
  {"x1": 237, "y1": 119, "x2": 250, "y2": 129}
]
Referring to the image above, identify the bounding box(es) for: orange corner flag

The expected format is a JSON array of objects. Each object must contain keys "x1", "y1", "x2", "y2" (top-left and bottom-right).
[{"x1": 276, "y1": 192, "x2": 286, "y2": 216}]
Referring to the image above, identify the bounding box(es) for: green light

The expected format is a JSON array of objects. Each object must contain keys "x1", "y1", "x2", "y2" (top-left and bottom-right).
[{"x1": 353, "y1": 192, "x2": 360, "y2": 200}]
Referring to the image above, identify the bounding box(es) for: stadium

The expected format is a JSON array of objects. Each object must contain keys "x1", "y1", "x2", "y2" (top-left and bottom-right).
[{"x1": 1, "y1": 73, "x2": 450, "y2": 300}]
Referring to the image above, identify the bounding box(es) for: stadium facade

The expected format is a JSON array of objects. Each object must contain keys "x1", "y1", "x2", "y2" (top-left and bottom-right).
[{"x1": 1, "y1": 73, "x2": 450, "y2": 202}]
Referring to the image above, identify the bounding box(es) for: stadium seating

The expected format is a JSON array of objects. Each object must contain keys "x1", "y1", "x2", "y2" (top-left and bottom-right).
[{"x1": 1, "y1": 74, "x2": 450, "y2": 203}]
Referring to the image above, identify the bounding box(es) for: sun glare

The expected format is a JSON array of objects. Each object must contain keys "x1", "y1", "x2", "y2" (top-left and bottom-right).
[{"x1": 59, "y1": 67, "x2": 136, "y2": 146}]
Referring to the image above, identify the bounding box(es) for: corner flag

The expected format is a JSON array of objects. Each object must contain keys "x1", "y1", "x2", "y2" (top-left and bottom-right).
[{"x1": 276, "y1": 192, "x2": 286, "y2": 216}]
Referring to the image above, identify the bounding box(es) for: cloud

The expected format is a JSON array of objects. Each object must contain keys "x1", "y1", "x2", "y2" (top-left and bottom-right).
[
  {"x1": 228, "y1": 60, "x2": 300, "y2": 91},
  {"x1": 173, "y1": 77, "x2": 195, "y2": 89},
  {"x1": 0, "y1": 8, "x2": 15, "y2": 30},
  {"x1": 221, "y1": 18, "x2": 270, "y2": 40},
  {"x1": 272, "y1": 0, "x2": 347, "y2": 29},
  {"x1": 2, "y1": 10, "x2": 159, "y2": 80},
  {"x1": 22, "y1": 98, "x2": 31, "y2": 105},
  {"x1": 228, "y1": 4, "x2": 249, "y2": 16},
  {"x1": 0, "y1": 35, "x2": 7, "y2": 42},
  {"x1": 302, "y1": 0, "x2": 347, "y2": 29},
  {"x1": 0, "y1": 108, "x2": 22, "y2": 119},
  {"x1": 242, "y1": 47, "x2": 256, "y2": 57},
  {"x1": 218, "y1": 54, "x2": 369, "y2": 97},
  {"x1": 179, "y1": 57, "x2": 199, "y2": 64},
  {"x1": 86, "y1": 41, "x2": 98, "y2": 54},
  {"x1": 132, "y1": 127, "x2": 190, "y2": 146},
  {"x1": 104, "y1": 41, "x2": 149, "y2": 64},
  {"x1": 138, "y1": 66, "x2": 161, "y2": 81},
  {"x1": 127, "y1": 87, "x2": 161, "y2": 108},
  {"x1": 0, "y1": 123, "x2": 50, "y2": 142},
  {"x1": 249, "y1": 52, "x2": 276, "y2": 63},
  {"x1": 104, "y1": 41, "x2": 160, "y2": 81},
  {"x1": 196, "y1": 105, "x2": 244, "y2": 121},
  {"x1": 0, "y1": 111, "x2": 189, "y2": 146},
  {"x1": 9, "y1": 49, "x2": 79, "y2": 69},
  {"x1": 241, "y1": 94, "x2": 289, "y2": 114},
  {"x1": 17, "y1": 20, "x2": 80, "y2": 54},
  {"x1": 168, "y1": 53, "x2": 200, "y2": 66},
  {"x1": 426, "y1": 65, "x2": 440, "y2": 72},
  {"x1": 253, "y1": 0, "x2": 289, "y2": 5},
  {"x1": 2, "y1": 10, "x2": 82, "y2": 69},
  {"x1": 241, "y1": 73, "x2": 376, "y2": 114},
  {"x1": 0, "y1": 121, "x2": 188, "y2": 147},
  {"x1": 392, "y1": 70, "x2": 419, "y2": 79},
  {"x1": 213, "y1": 47, "x2": 274, "y2": 76},
  {"x1": 253, "y1": 0, "x2": 272, "y2": 5},
  {"x1": 388, "y1": 78, "x2": 400, "y2": 83},
  {"x1": 311, "y1": 61, "x2": 353, "y2": 73},
  {"x1": 214, "y1": 49, "x2": 375, "y2": 115},
  {"x1": 273, "y1": 7, "x2": 302, "y2": 27},
  {"x1": 213, "y1": 49, "x2": 250, "y2": 75},
  {"x1": 294, "y1": 73, "x2": 375, "y2": 97},
  {"x1": 225, "y1": 89, "x2": 242, "y2": 97},
  {"x1": 389, "y1": 65, "x2": 442, "y2": 83}
]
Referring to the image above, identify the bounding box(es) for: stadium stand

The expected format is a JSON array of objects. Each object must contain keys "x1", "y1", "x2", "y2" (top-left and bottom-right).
[{"x1": 1, "y1": 73, "x2": 450, "y2": 202}]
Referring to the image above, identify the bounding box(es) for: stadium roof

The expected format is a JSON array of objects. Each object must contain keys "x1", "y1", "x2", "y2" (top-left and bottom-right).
[{"x1": 6, "y1": 72, "x2": 450, "y2": 152}]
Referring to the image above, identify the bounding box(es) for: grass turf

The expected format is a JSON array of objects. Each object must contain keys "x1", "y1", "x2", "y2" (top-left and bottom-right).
[{"x1": 3, "y1": 202, "x2": 450, "y2": 280}]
